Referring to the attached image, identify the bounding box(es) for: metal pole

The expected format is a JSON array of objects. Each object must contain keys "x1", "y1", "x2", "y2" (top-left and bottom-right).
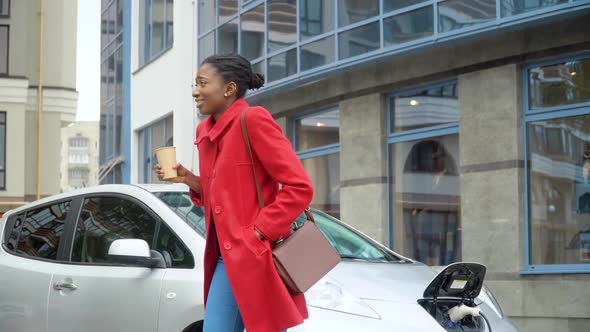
[{"x1": 36, "y1": 0, "x2": 44, "y2": 200}]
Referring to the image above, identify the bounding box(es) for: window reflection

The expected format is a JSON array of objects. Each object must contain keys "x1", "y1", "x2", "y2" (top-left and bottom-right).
[
  {"x1": 501, "y1": 0, "x2": 567, "y2": 17},
  {"x1": 71, "y1": 197, "x2": 157, "y2": 264},
  {"x1": 338, "y1": 21, "x2": 380, "y2": 60},
  {"x1": 391, "y1": 135, "x2": 461, "y2": 265},
  {"x1": 384, "y1": 6, "x2": 433, "y2": 46},
  {"x1": 528, "y1": 57, "x2": 590, "y2": 109},
  {"x1": 268, "y1": 48, "x2": 297, "y2": 82},
  {"x1": 528, "y1": 114, "x2": 590, "y2": 265},
  {"x1": 300, "y1": 0, "x2": 335, "y2": 41},
  {"x1": 295, "y1": 109, "x2": 340, "y2": 150},
  {"x1": 219, "y1": 0, "x2": 238, "y2": 23},
  {"x1": 438, "y1": 0, "x2": 496, "y2": 33},
  {"x1": 198, "y1": 31, "x2": 215, "y2": 63},
  {"x1": 301, "y1": 36, "x2": 335, "y2": 71},
  {"x1": 268, "y1": 0, "x2": 297, "y2": 52},
  {"x1": 302, "y1": 153, "x2": 341, "y2": 218},
  {"x1": 391, "y1": 82, "x2": 458, "y2": 133},
  {"x1": 383, "y1": 0, "x2": 428, "y2": 13},
  {"x1": 241, "y1": 4, "x2": 265, "y2": 61},
  {"x1": 16, "y1": 202, "x2": 71, "y2": 260},
  {"x1": 338, "y1": 0, "x2": 379, "y2": 27},
  {"x1": 219, "y1": 18, "x2": 239, "y2": 54}
]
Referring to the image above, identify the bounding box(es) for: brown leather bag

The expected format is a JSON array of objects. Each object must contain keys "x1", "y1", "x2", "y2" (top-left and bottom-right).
[{"x1": 241, "y1": 108, "x2": 341, "y2": 295}]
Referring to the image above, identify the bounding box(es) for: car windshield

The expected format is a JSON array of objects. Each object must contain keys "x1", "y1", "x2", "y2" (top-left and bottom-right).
[{"x1": 155, "y1": 191, "x2": 400, "y2": 262}]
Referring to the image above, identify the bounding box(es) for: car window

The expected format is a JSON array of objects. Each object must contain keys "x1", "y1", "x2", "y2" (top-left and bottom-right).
[
  {"x1": 312, "y1": 211, "x2": 398, "y2": 262},
  {"x1": 155, "y1": 222, "x2": 194, "y2": 269},
  {"x1": 14, "y1": 201, "x2": 71, "y2": 260},
  {"x1": 155, "y1": 192, "x2": 206, "y2": 236},
  {"x1": 3, "y1": 213, "x2": 23, "y2": 252},
  {"x1": 71, "y1": 197, "x2": 157, "y2": 265}
]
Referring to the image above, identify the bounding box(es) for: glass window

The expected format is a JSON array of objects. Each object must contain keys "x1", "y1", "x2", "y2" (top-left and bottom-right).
[
  {"x1": 156, "y1": 191, "x2": 206, "y2": 236},
  {"x1": 198, "y1": 31, "x2": 215, "y2": 64},
  {"x1": 338, "y1": 0, "x2": 379, "y2": 27},
  {"x1": 390, "y1": 135, "x2": 461, "y2": 265},
  {"x1": 198, "y1": 0, "x2": 216, "y2": 34},
  {"x1": 300, "y1": 0, "x2": 334, "y2": 41},
  {"x1": 501, "y1": 0, "x2": 567, "y2": 17},
  {"x1": 4, "y1": 213, "x2": 24, "y2": 252},
  {"x1": 313, "y1": 211, "x2": 398, "y2": 261},
  {"x1": 295, "y1": 108, "x2": 340, "y2": 150},
  {"x1": 0, "y1": 25, "x2": 8, "y2": 75},
  {"x1": 219, "y1": 0, "x2": 238, "y2": 23},
  {"x1": 116, "y1": 0, "x2": 123, "y2": 34},
  {"x1": 338, "y1": 21, "x2": 380, "y2": 60},
  {"x1": 138, "y1": 115, "x2": 173, "y2": 183},
  {"x1": 71, "y1": 197, "x2": 157, "y2": 265},
  {"x1": 527, "y1": 114, "x2": 590, "y2": 265},
  {"x1": 438, "y1": 0, "x2": 496, "y2": 33},
  {"x1": 268, "y1": 0, "x2": 297, "y2": 53},
  {"x1": 528, "y1": 57, "x2": 590, "y2": 110},
  {"x1": 301, "y1": 36, "x2": 335, "y2": 71},
  {"x1": 0, "y1": 111, "x2": 5, "y2": 189},
  {"x1": 240, "y1": 4, "x2": 265, "y2": 61},
  {"x1": 140, "y1": 0, "x2": 174, "y2": 66},
  {"x1": 302, "y1": 153, "x2": 340, "y2": 218},
  {"x1": 219, "y1": 18, "x2": 239, "y2": 54},
  {"x1": 16, "y1": 201, "x2": 71, "y2": 260},
  {"x1": 383, "y1": 0, "x2": 428, "y2": 13},
  {"x1": 267, "y1": 48, "x2": 297, "y2": 82},
  {"x1": 155, "y1": 222, "x2": 194, "y2": 268},
  {"x1": 384, "y1": 6, "x2": 433, "y2": 47},
  {"x1": 0, "y1": 0, "x2": 10, "y2": 16},
  {"x1": 391, "y1": 82, "x2": 458, "y2": 133}
]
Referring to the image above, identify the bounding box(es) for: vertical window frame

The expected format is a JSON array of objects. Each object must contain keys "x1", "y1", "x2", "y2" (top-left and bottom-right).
[
  {"x1": 522, "y1": 52, "x2": 590, "y2": 274},
  {"x1": 0, "y1": 0, "x2": 11, "y2": 18}
]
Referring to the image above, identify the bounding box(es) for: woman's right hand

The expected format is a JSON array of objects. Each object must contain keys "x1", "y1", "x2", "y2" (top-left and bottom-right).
[{"x1": 155, "y1": 163, "x2": 191, "y2": 184}]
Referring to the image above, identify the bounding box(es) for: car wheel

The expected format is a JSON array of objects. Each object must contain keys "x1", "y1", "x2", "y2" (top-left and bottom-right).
[{"x1": 183, "y1": 320, "x2": 203, "y2": 332}]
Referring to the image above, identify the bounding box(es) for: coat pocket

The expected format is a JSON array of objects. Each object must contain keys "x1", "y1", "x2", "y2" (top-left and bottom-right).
[{"x1": 242, "y1": 223, "x2": 270, "y2": 256}]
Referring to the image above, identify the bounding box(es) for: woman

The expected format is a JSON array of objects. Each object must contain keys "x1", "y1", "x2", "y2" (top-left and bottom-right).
[{"x1": 156, "y1": 53, "x2": 314, "y2": 332}]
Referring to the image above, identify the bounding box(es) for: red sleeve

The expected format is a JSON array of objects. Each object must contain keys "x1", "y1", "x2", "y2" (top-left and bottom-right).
[
  {"x1": 190, "y1": 125, "x2": 203, "y2": 206},
  {"x1": 246, "y1": 107, "x2": 314, "y2": 241}
]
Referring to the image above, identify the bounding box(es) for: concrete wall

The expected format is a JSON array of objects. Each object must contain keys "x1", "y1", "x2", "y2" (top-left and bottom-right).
[
  {"x1": 130, "y1": 0, "x2": 199, "y2": 182},
  {"x1": 249, "y1": 13, "x2": 590, "y2": 332}
]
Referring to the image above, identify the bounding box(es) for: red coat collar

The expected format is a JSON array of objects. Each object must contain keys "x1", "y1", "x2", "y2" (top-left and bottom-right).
[{"x1": 195, "y1": 98, "x2": 249, "y2": 144}]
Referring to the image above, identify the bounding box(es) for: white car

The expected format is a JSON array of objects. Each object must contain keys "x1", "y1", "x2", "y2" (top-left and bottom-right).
[{"x1": 0, "y1": 184, "x2": 519, "y2": 332}]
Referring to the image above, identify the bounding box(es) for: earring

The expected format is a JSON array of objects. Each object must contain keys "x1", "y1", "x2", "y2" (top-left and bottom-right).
[{"x1": 224, "y1": 93, "x2": 228, "y2": 97}]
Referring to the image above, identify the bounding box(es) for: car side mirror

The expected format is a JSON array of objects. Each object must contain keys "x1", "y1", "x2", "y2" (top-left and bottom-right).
[{"x1": 108, "y1": 239, "x2": 166, "y2": 268}]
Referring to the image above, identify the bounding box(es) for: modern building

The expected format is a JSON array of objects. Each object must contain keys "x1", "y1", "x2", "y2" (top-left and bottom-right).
[
  {"x1": 101, "y1": 0, "x2": 198, "y2": 185},
  {"x1": 196, "y1": 1, "x2": 590, "y2": 331},
  {"x1": 0, "y1": 0, "x2": 78, "y2": 212},
  {"x1": 60, "y1": 121, "x2": 100, "y2": 192}
]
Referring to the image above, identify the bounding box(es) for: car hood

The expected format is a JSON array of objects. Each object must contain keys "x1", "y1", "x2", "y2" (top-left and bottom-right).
[{"x1": 326, "y1": 261, "x2": 439, "y2": 303}]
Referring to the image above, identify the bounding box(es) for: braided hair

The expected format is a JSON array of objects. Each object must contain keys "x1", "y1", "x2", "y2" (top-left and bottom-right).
[{"x1": 201, "y1": 53, "x2": 265, "y2": 98}]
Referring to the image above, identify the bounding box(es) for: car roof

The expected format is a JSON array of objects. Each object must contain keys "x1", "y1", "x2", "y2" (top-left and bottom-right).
[
  {"x1": 3, "y1": 184, "x2": 186, "y2": 217},
  {"x1": 134, "y1": 183, "x2": 190, "y2": 193}
]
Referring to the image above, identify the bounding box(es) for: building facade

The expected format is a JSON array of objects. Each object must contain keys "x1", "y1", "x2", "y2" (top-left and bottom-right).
[
  {"x1": 0, "y1": 0, "x2": 78, "y2": 212},
  {"x1": 197, "y1": 1, "x2": 590, "y2": 331},
  {"x1": 60, "y1": 121, "x2": 100, "y2": 192}
]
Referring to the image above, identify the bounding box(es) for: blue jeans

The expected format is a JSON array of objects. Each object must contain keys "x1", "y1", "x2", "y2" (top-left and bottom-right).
[{"x1": 204, "y1": 257, "x2": 287, "y2": 332}]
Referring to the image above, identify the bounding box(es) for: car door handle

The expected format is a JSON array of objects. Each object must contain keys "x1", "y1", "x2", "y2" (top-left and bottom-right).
[{"x1": 53, "y1": 282, "x2": 78, "y2": 291}]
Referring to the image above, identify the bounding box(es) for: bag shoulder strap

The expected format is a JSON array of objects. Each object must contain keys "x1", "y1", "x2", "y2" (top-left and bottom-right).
[{"x1": 241, "y1": 108, "x2": 264, "y2": 209}]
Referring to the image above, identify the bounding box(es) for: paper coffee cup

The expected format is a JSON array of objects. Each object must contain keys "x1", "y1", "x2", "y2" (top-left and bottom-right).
[{"x1": 155, "y1": 146, "x2": 178, "y2": 180}]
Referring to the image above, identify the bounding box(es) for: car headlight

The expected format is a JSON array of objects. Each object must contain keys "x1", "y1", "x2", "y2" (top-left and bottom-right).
[
  {"x1": 476, "y1": 285, "x2": 504, "y2": 319},
  {"x1": 305, "y1": 278, "x2": 381, "y2": 319}
]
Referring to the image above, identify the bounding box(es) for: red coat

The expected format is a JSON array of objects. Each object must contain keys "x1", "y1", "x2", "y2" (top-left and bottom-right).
[{"x1": 189, "y1": 98, "x2": 314, "y2": 332}]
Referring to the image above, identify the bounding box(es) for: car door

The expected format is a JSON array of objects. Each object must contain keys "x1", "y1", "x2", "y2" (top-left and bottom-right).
[
  {"x1": 0, "y1": 200, "x2": 73, "y2": 332},
  {"x1": 47, "y1": 195, "x2": 166, "y2": 332}
]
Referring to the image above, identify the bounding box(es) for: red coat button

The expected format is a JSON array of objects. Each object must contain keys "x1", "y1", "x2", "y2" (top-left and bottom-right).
[
  {"x1": 223, "y1": 242, "x2": 231, "y2": 250},
  {"x1": 214, "y1": 206, "x2": 222, "y2": 214}
]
